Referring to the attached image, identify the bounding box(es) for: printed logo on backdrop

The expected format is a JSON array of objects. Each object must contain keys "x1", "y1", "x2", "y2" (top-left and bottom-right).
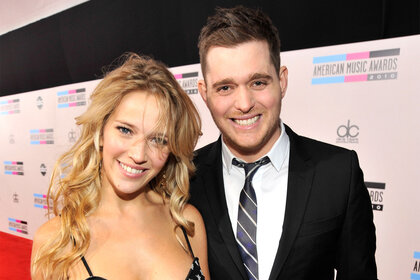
[
  {"x1": 412, "y1": 251, "x2": 420, "y2": 280},
  {"x1": 365, "y1": 182, "x2": 385, "y2": 211},
  {"x1": 40, "y1": 163, "x2": 47, "y2": 176},
  {"x1": 34, "y1": 193, "x2": 52, "y2": 210},
  {"x1": 12, "y1": 192, "x2": 19, "y2": 203},
  {"x1": 312, "y1": 48, "x2": 400, "y2": 85},
  {"x1": 174, "y1": 72, "x2": 199, "y2": 94},
  {"x1": 67, "y1": 128, "x2": 80, "y2": 143},
  {"x1": 0, "y1": 98, "x2": 20, "y2": 115},
  {"x1": 57, "y1": 88, "x2": 87, "y2": 108},
  {"x1": 30, "y1": 128, "x2": 54, "y2": 144},
  {"x1": 36, "y1": 96, "x2": 44, "y2": 110},
  {"x1": 8, "y1": 218, "x2": 28, "y2": 234},
  {"x1": 4, "y1": 161, "x2": 24, "y2": 175},
  {"x1": 337, "y1": 120, "x2": 359, "y2": 144},
  {"x1": 9, "y1": 134, "x2": 15, "y2": 144}
]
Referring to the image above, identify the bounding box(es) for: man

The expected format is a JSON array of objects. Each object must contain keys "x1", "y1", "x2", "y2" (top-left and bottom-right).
[{"x1": 189, "y1": 5, "x2": 377, "y2": 280}]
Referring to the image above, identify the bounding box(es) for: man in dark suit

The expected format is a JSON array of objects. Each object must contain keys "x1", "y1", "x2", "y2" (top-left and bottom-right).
[{"x1": 189, "y1": 6, "x2": 377, "y2": 280}]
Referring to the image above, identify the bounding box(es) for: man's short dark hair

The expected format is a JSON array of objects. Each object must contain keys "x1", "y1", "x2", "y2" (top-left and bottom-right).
[{"x1": 198, "y1": 5, "x2": 281, "y2": 78}]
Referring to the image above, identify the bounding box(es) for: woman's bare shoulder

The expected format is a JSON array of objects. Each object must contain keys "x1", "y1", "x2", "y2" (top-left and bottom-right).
[
  {"x1": 182, "y1": 204, "x2": 206, "y2": 247},
  {"x1": 182, "y1": 204, "x2": 203, "y2": 225},
  {"x1": 33, "y1": 216, "x2": 61, "y2": 247}
]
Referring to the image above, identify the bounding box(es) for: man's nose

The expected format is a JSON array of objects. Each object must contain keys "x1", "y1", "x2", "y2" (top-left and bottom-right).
[{"x1": 234, "y1": 86, "x2": 255, "y2": 113}]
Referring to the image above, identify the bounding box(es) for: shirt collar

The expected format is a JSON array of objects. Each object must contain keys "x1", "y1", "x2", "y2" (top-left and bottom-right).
[{"x1": 222, "y1": 120, "x2": 290, "y2": 173}]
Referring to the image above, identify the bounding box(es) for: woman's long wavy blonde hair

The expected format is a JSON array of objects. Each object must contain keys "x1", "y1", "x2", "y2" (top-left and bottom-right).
[{"x1": 31, "y1": 53, "x2": 202, "y2": 279}]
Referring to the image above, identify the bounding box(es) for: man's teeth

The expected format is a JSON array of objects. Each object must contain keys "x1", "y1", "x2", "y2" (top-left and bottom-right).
[
  {"x1": 234, "y1": 115, "x2": 259, "y2": 126},
  {"x1": 120, "y1": 162, "x2": 144, "y2": 174}
]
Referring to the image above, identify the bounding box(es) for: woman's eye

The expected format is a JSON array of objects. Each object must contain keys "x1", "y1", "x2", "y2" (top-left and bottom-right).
[
  {"x1": 117, "y1": 126, "x2": 132, "y2": 135},
  {"x1": 150, "y1": 137, "x2": 168, "y2": 145}
]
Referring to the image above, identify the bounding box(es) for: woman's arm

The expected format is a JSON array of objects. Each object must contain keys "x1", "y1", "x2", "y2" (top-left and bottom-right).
[
  {"x1": 183, "y1": 204, "x2": 210, "y2": 279},
  {"x1": 31, "y1": 216, "x2": 60, "y2": 279}
]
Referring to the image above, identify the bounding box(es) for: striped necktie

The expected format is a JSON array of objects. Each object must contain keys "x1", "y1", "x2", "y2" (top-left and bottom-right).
[{"x1": 232, "y1": 156, "x2": 270, "y2": 280}]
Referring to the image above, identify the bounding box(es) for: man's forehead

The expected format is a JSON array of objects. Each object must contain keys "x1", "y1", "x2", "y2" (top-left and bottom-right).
[{"x1": 205, "y1": 51, "x2": 275, "y2": 83}]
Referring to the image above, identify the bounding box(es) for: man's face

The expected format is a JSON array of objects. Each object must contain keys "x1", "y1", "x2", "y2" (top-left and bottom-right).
[{"x1": 199, "y1": 40, "x2": 288, "y2": 162}]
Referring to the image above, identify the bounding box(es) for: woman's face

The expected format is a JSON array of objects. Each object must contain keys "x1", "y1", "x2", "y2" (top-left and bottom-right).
[{"x1": 100, "y1": 90, "x2": 169, "y2": 197}]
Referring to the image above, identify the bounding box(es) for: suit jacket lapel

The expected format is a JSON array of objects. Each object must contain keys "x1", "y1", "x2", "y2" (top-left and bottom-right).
[
  {"x1": 269, "y1": 125, "x2": 315, "y2": 280},
  {"x1": 201, "y1": 138, "x2": 248, "y2": 279}
]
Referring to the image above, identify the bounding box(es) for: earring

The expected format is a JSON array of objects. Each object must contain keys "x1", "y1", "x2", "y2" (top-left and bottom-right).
[{"x1": 160, "y1": 173, "x2": 167, "y2": 189}]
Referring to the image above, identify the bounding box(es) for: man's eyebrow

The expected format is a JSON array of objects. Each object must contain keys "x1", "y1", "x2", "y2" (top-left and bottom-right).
[
  {"x1": 249, "y1": 73, "x2": 273, "y2": 81},
  {"x1": 212, "y1": 78, "x2": 236, "y2": 89},
  {"x1": 211, "y1": 73, "x2": 273, "y2": 89}
]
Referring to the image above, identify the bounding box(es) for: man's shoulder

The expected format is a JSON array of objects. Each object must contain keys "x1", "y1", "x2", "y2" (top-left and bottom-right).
[
  {"x1": 296, "y1": 133, "x2": 349, "y2": 152},
  {"x1": 194, "y1": 140, "x2": 218, "y2": 154},
  {"x1": 193, "y1": 139, "x2": 220, "y2": 163}
]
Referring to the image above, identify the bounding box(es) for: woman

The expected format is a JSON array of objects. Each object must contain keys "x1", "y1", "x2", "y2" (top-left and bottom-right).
[{"x1": 31, "y1": 53, "x2": 209, "y2": 279}]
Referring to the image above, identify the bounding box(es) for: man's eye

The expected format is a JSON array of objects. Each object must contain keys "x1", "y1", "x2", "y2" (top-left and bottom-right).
[
  {"x1": 117, "y1": 126, "x2": 131, "y2": 135},
  {"x1": 217, "y1": 85, "x2": 230, "y2": 92},
  {"x1": 253, "y1": 80, "x2": 267, "y2": 87}
]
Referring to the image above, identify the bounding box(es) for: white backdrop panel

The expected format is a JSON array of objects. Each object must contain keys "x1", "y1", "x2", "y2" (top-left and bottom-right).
[{"x1": 1, "y1": 35, "x2": 419, "y2": 279}]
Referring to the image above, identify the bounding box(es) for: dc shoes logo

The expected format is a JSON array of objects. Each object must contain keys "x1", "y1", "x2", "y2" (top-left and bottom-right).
[{"x1": 336, "y1": 120, "x2": 359, "y2": 144}]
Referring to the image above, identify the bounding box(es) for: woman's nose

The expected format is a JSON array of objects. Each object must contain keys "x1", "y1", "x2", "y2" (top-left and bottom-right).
[{"x1": 128, "y1": 140, "x2": 147, "y2": 163}]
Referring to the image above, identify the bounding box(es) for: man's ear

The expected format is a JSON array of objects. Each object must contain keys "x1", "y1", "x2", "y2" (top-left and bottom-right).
[
  {"x1": 197, "y1": 79, "x2": 208, "y2": 105},
  {"x1": 279, "y1": 66, "x2": 288, "y2": 99}
]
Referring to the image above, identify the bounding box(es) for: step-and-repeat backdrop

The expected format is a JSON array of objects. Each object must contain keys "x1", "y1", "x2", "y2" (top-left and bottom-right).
[{"x1": 1, "y1": 35, "x2": 419, "y2": 279}]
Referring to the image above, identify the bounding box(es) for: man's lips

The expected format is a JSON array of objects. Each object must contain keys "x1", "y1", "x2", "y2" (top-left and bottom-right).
[{"x1": 231, "y1": 115, "x2": 261, "y2": 126}]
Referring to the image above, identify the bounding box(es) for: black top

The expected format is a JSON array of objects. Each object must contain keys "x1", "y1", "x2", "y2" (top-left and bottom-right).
[{"x1": 81, "y1": 226, "x2": 205, "y2": 280}]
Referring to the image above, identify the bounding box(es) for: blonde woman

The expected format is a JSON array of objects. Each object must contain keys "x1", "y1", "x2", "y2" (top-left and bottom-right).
[{"x1": 31, "y1": 53, "x2": 209, "y2": 279}]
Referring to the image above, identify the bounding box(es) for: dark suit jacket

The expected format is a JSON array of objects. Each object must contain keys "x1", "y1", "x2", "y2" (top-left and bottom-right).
[{"x1": 189, "y1": 125, "x2": 377, "y2": 280}]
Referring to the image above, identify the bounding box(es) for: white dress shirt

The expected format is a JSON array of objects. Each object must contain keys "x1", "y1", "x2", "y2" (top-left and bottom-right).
[{"x1": 221, "y1": 121, "x2": 290, "y2": 280}]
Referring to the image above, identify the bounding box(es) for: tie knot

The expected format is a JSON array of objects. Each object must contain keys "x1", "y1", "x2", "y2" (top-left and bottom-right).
[{"x1": 232, "y1": 156, "x2": 270, "y2": 176}]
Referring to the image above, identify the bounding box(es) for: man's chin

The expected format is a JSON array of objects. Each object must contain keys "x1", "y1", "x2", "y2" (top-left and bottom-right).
[{"x1": 225, "y1": 138, "x2": 265, "y2": 155}]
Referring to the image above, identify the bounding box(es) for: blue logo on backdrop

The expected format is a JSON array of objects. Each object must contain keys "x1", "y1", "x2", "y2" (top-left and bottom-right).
[
  {"x1": 30, "y1": 129, "x2": 54, "y2": 144},
  {"x1": 312, "y1": 48, "x2": 400, "y2": 85},
  {"x1": 8, "y1": 218, "x2": 28, "y2": 234},
  {"x1": 0, "y1": 98, "x2": 20, "y2": 115},
  {"x1": 412, "y1": 251, "x2": 420, "y2": 279},
  {"x1": 4, "y1": 161, "x2": 24, "y2": 175},
  {"x1": 57, "y1": 88, "x2": 86, "y2": 108}
]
